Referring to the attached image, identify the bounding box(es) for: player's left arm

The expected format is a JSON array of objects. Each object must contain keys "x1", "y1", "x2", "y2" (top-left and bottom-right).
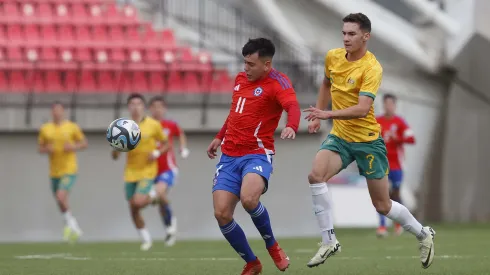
[
  {"x1": 329, "y1": 66, "x2": 382, "y2": 120},
  {"x1": 174, "y1": 123, "x2": 190, "y2": 158},
  {"x1": 275, "y1": 83, "x2": 301, "y2": 139},
  {"x1": 68, "y1": 124, "x2": 88, "y2": 151},
  {"x1": 149, "y1": 122, "x2": 169, "y2": 161},
  {"x1": 400, "y1": 119, "x2": 415, "y2": 144}
]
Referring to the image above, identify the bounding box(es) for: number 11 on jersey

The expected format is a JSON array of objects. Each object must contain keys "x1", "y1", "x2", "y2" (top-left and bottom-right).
[{"x1": 235, "y1": 97, "x2": 246, "y2": 114}]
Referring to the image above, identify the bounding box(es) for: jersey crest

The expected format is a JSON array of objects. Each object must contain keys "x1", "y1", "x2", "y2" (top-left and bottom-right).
[{"x1": 253, "y1": 87, "x2": 263, "y2": 96}]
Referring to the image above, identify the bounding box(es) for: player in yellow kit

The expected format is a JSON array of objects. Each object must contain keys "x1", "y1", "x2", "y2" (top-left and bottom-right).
[
  {"x1": 303, "y1": 13, "x2": 436, "y2": 269},
  {"x1": 112, "y1": 93, "x2": 169, "y2": 251},
  {"x1": 38, "y1": 102, "x2": 88, "y2": 243}
]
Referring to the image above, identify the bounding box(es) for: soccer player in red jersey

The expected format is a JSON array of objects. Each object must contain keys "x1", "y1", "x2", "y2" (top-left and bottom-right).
[
  {"x1": 149, "y1": 96, "x2": 190, "y2": 247},
  {"x1": 376, "y1": 93, "x2": 416, "y2": 237},
  {"x1": 206, "y1": 38, "x2": 300, "y2": 275}
]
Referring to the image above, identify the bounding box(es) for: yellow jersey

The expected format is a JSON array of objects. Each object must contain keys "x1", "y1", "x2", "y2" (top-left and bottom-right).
[
  {"x1": 325, "y1": 48, "x2": 383, "y2": 142},
  {"x1": 38, "y1": 121, "x2": 85, "y2": 178},
  {"x1": 124, "y1": 117, "x2": 167, "y2": 182}
]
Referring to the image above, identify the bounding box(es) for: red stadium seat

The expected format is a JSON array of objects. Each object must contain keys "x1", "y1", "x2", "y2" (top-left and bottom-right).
[
  {"x1": 97, "y1": 70, "x2": 116, "y2": 91},
  {"x1": 182, "y1": 72, "x2": 201, "y2": 93},
  {"x1": 45, "y1": 70, "x2": 64, "y2": 92},
  {"x1": 55, "y1": 3, "x2": 70, "y2": 23},
  {"x1": 0, "y1": 71, "x2": 8, "y2": 91},
  {"x1": 148, "y1": 71, "x2": 165, "y2": 92},
  {"x1": 38, "y1": 3, "x2": 54, "y2": 20},
  {"x1": 75, "y1": 47, "x2": 92, "y2": 62},
  {"x1": 115, "y1": 71, "x2": 132, "y2": 92},
  {"x1": 41, "y1": 25, "x2": 57, "y2": 44},
  {"x1": 30, "y1": 71, "x2": 45, "y2": 93},
  {"x1": 4, "y1": 3, "x2": 21, "y2": 22},
  {"x1": 24, "y1": 24, "x2": 41, "y2": 45},
  {"x1": 88, "y1": 3, "x2": 104, "y2": 25},
  {"x1": 161, "y1": 29, "x2": 176, "y2": 48},
  {"x1": 72, "y1": 3, "x2": 89, "y2": 22},
  {"x1": 7, "y1": 25, "x2": 23, "y2": 45},
  {"x1": 167, "y1": 71, "x2": 183, "y2": 92},
  {"x1": 75, "y1": 25, "x2": 91, "y2": 45},
  {"x1": 64, "y1": 70, "x2": 78, "y2": 92},
  {"x1": 79, "y1": 70, "x2": 97, "y2": 92},
  {"x1": 108, "y1": 25, "x2": 125, "y2": 46},
  {"x1": 132, "y1": 71, "x2": 149, "y2": 92},
  {"x1": 8, "y1": 70, "x2": 28, "y2": 92}
]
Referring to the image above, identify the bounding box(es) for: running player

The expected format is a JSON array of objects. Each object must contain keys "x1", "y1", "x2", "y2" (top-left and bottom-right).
[
  {"x1": 149, "y1": 96, "x2": 190, "y2": 246},
  {"x1": 112, "y1": 93, "x2": 168, "y2": 251},
  {"x1": 303, "y1": 13, "x2": 436, "y2": 269},
  {"x1": 38, "y1": 102, "x2": 87, "y2": 243},
  {"x1": 206, "y1": 38, "x2": 300, "y2": 275},
  {"x1": 376, "y1": 93, "x2": 416, "y2": 237}
]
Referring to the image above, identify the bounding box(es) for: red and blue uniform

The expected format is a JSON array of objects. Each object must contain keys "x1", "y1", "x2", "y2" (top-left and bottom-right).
[
  {"x1": 213, "y1": 69, "x2": 300, "y2": 197},
  {"x1": 155, "y1": 119, "x2": 182, "y2": 187},
  {"x1": 377, "y1": 115, "x2": 415, "y2": 189}
]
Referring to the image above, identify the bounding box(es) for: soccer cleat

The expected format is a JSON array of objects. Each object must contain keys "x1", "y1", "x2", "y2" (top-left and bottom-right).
[
  {"x1": 140, "y1": 241, "x2": 153, "y2": 251},
  {"x1": 165, "y1": 217, "x2": 178, "y2": 247},
  {"x1": 394, "y1": 223, "x2": 404, "y2": 236},
  {"x1": 69, "y1": 230, "x2": 82, "y2": 244},
  {"x1": 376, "y1": 226, "x2": 388, "y2": 238},
  {"x1": 267, "y1": 242, "x2": 290, "y2": 271},
  {"x1": 241, "y1": 257, "x2": 263, "y2": 275},
  {"x1": 63, "y1": 226, "x2": 72, "y2": 242},
  {"x1": 307, "y1": 240, "x2": 341, "y2": 268},
  {"x1": 419, "y1": 226, "x2": 436, "y2": 269}
]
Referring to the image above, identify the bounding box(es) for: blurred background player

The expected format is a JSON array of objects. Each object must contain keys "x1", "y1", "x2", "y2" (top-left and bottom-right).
[
  {"x1": 376, "y1": 93, "x2": 416, "y2": 237},
  {"x1": 38, "y1": 102, "x2": 88, "y2": 243},
  {"x1": 149, "y1": 96, "x2": 190, "y2": 246},
  {"x1": 206, "y1": 38, "x2": 300, "y2": 275},
  {"x1": 304, "y1": 13, "x2": 435, "y2": 269},
  {"x1": 112, "y1": 94, "x2": 168, "y2": 251}
]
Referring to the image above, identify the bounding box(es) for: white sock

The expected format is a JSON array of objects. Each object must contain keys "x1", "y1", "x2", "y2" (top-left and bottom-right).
[
  {"x1": 63, "y1": 211, "x2": 82, "y2": 234},
  {"x1": 138, "y1": 228, "x2": 152, "y2": 243},
  {"x1": 310, "y1": 183, "x2": 337, "y2": 245},
  {"x1": 149, "y1": 187, "x2": 158, "y2": 201},
  {"x1": 386, "y1": 200, "x2": 427, "y2": 241}
]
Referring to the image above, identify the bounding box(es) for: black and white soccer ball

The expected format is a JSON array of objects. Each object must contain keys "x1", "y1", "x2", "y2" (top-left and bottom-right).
[{"x1": 106, "y1": 118, "x2": 141, "y2": 152}]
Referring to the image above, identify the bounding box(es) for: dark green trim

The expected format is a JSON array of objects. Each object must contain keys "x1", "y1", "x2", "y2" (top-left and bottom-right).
[{"x1": 359, "y1": 91, "x2": 376, "y2": 100}]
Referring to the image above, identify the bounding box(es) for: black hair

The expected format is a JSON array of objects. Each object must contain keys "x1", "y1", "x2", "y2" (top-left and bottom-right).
[
  {"x1": 149, "y1": 96, "x2": 165, "y2": 106},
  {"x1": 242, "y1": 38, "x2": 275, "y2": 59},
  {"x1": 342, "y1": 13, "x2": 371, "y2": 32},
  {"x1": 127, "y1": 93, "x2": 146, "y2": 105},
  {"x1": 52, "y1": 101, "x2": 64, "y2": 108},
  {"x1": 383, "y1": 93, "x2": 397, "y2": 102}
]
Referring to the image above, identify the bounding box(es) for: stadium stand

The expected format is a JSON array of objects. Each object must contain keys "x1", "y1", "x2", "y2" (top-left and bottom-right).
[{"x1": 0, "y1": 0, "x2": 233, "y2": 94}]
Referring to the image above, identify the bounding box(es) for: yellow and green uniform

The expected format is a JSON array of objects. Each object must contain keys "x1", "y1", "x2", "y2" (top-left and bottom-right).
[
  {"x1": 321, "y1": 48, "x2": 388, "y2": 179},
  {"x1": 124, "y1": 117, "x2": 167, "y2": 200},
  {"x1": 38, "y1": 120, "x2": 85, "y2": 193}
]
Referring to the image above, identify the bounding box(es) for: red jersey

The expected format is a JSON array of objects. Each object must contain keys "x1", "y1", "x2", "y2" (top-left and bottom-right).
[
  {"x1": 377, "y1": 115, "x2": 415, "y2": 170},
  {"x1": 157, "y1": 119, "x2": 182, "y2": 174},
  {"x1": 216, "y1": 69, "x2": 300, "y2": 157}
]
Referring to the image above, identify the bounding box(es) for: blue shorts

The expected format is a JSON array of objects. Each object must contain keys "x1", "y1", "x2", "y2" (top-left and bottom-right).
[
  {"x1": 388, "y1": 169, "x2": 403, "y2": 190},
  {"x1": 212, "y1": 153, "x2": 273, "y2": 198},
  {"x1": 155, "y1": 169, "x2": 177, "y2": 187}
]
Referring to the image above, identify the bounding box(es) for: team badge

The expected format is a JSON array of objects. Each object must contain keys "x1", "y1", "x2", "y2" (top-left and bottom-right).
[
  {"x1": 347, "y1": 78, "x2": 355, "y2": 84},
  {"x1": 253, "y1": 87, "x2": 263, "y2": 96}
]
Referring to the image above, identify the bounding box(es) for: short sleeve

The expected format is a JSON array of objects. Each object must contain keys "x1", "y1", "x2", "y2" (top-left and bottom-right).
[
  {"x1": 38, "y1": 127, "x2": 46, "y2": 145},
  {"x1": 72, "y1": 124, "x2": 85, "y2": 141},
  {"x1": 359, "y1": 65, "x2": 382, "y2": 100},
  {"x1": 171, "y1": 121, "x2": 182, "y2": 136},
  {"x1": 324, "y1": 52, "x2": 330, "y2": 79},
  {"x1": 155, "y1": 122, "x2": 168, "y2": 142}
]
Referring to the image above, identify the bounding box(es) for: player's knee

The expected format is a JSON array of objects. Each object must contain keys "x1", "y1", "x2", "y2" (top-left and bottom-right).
[
  {"x1": 308, "y1": 171, "x2": 323, "y2": 184},
  {"x1": 131, "y1": 197, "x2": 146, "y2": 209},
  {"x1": 240, "y1": 195, "x2": 259, "y2": 212},
  {"x1": 55, "y1": 191, "x2": 67, "y2": 204},
  {"x1": 214, "y1": 208, "x2": 233, "y2": 225},
  {"x1": 372, "y1": 199, "x2": 391, "y2": 215}
]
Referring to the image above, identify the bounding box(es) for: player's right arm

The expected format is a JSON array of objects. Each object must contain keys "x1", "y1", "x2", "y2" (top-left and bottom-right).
[
  {"x1": 38, "y1": 126, "x2": 53, "y2": 154},
  {"x1": 308, "y1": 53, "x2": 332, "y2": 133},
  {"x1": 111, "y1": 149, "x2": 120, "y2": 160},
  {"x1": 207, "y1": 115, "x2": 228, "y2": 159}
]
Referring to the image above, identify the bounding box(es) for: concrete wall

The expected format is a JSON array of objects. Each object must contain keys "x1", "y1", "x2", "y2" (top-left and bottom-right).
[{"x1": 1, "y1": 131, "x2": 357, "y2": 242}]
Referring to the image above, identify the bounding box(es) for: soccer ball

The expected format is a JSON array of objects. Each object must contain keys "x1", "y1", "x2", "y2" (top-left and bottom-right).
[{"x1": 106, "y1": 118, "x2": 141, "y2": 152}]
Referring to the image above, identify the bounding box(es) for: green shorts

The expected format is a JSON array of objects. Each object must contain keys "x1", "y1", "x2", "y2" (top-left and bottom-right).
[
  {"x1": 125, "y1": 179, "x2": 153, "y2": 200},
  {"x1": 319, "y1": 134, "x2": 389, "y2": 179},
  {"x1": 51, "y1": 174, "x2": 77, "y2": 193}
]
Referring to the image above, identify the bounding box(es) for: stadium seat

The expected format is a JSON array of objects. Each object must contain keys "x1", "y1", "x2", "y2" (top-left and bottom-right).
[
  {"x1": 4, "y1": 3, "x2": 21, "y2": 22},
  {"x1": 64, "y1": 70, "x2": 78, "y2": 92},
  {"x1": 0, "y1": 71, "x2": 8, "y2": 91},
  {"x1": 167, "y1": 71, "x2": 183, "y2": 92},
  {"x1": 41, "y1": 25, "x2": 58, "y2": 45},
  {"x1": 92, "y1": 25, "x2": 109, "y2": 46},
  {"x1": 72, "y1": 3, "x2": 89, "y2": 23},
  {"x1": 24, "y1": 24, "x2": 41, "y2": 45},
  {"x1": 45, "y1": 70, "x2": 64, "y2": 92},
  {"x1": 88, "y1": 3, "x2": 104, "y2": 25},
  {"x1": 79, "y1": 70, "x2": 97, "y2": 92},
  {"x1": 97, "y1": 70, "x2": 116, "y2": 91},
  {"x1": 7, "y1": 25, "x2": 23, "y2": 45},
  {"x1": 55, "y1": 3, "x2": 70, "y2": 23},
  {"x1": 132, "y1": 71, "x2": 149, "y2": 92},
  {"x1": 161, "y1": 29, "x2": 176, "y2": 48},
  {"x1": 182, "y1": 72, "x2": 201, "y2": 93},
  {"x1": 30, "y1": 71, "x2": 45, "y2": 93},
  {"x1": 148, "y1": 71, "x2": 165, "y2": 93},
  {"x1": 75, "y1": 26, "x2": 91, "y2": 46},
  {"x1": 38, "y1": 3, "x2": 54, "y2": 21},
  {"x1": 8, "y1": 70, "x2": 28, "y2": 92}
]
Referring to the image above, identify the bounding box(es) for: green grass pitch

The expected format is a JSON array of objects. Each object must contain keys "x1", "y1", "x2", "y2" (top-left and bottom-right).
[{"x1": 1, "y1": 224, "x2": 489, "y2": 275}]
